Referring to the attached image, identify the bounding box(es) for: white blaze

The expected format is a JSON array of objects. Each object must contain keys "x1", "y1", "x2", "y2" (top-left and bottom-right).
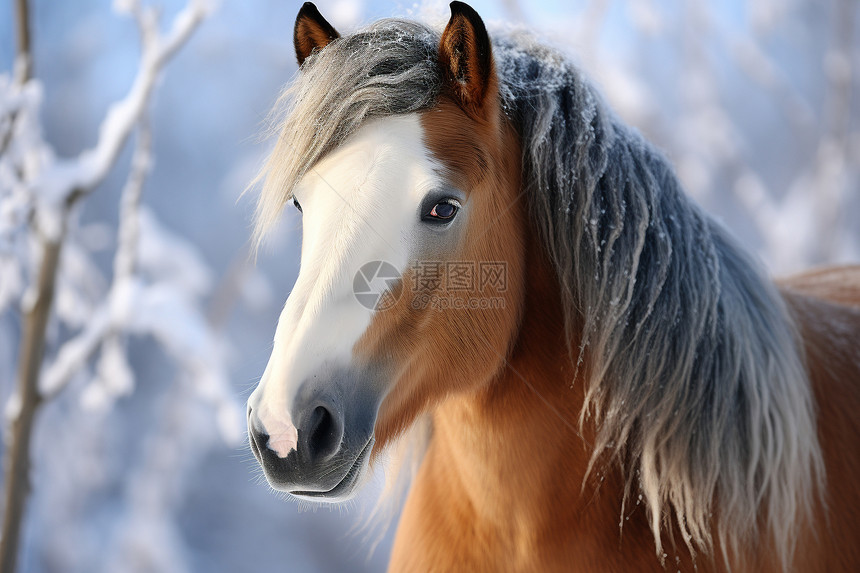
[{"x1": 249, "y1": 114, "x2": 441, "y2": 457}]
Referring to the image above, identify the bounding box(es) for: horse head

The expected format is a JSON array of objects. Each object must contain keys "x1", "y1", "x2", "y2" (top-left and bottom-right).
[{"x1": 247, "y1": 2, "x2": 525, "y2": 501}]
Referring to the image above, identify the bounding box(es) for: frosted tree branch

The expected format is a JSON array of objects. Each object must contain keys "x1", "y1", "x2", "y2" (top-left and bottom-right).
[
  {"x1": 0, "y1": 2, "x2": 211, "y2": 572},
  {"x1": 40, "y1": 118, "x2": 152, "y2": 400},
  {"x1": 0, "y1": 0, "x2": 41, "y2": 569},
  {"x1": 114, "y1": 117, "x2": 151, "y2": 281},
  {"x1": 40, "y1": 0, "x2": 211, "y2": 216}
]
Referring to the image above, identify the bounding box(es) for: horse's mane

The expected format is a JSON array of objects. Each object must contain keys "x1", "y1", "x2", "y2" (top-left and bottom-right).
[
  {"x1": 254, "y1": 19, "x2": 824, "y2": 568},
  {"x1": 494, "y1": 34, "x2": 824, "y2": 566}
]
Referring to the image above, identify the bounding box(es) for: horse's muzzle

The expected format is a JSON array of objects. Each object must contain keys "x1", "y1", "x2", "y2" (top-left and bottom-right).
[{"x1": 247, "y1": 371, "x2": 377, "y2": 501}]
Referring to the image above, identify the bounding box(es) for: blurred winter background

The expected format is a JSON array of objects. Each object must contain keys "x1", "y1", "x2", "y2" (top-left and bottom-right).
[{"x1": 0, "y1": 0, "x2": 856, "y2": 572}]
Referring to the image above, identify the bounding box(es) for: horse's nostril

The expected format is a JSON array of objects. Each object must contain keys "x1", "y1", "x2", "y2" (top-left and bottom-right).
[
  {"x1": 250, "y1": 427, "x2": 269, "y2": 458},
  {"x1": 247, "y1": 408, "x2": 269, "y2": 459},
  {"x1": 305, "y1": 405, "x2": 341, "y2": 461}
]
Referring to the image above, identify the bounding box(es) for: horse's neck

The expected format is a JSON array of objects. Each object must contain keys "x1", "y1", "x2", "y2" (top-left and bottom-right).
[
  {"x1": 429, "y1": 236, "x2": 622, "y2": 544},
  {"x1": 412, "y1": 237, "x2": 704, "y2": 572}
]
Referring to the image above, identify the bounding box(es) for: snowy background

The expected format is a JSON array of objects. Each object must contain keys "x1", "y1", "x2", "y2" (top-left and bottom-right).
[{"x1": 0, "y1": 0, "x2": 857, "y2": 572}]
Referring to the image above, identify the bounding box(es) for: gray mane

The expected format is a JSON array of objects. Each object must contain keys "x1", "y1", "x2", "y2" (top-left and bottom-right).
[
  {"x1": 254, "y1": 19, "x2": 823, "y2": 569},
  {"x1": 494, "y1": 34, "x2": 823, "y2": 567}
]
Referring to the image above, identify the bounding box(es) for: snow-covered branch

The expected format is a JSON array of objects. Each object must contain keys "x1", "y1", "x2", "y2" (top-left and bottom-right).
[
  {"x1": 1, "y1": 2, "x2": 227, "y2": 571},
  {"x1": 38, "y1": 0, "x2": 211, "y2": 224}
]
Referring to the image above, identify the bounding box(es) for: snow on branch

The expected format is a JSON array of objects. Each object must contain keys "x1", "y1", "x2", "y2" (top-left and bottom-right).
[
  {"x1": 40, "y1": 113, "x2": 242, "y2": 444},
  {"x1": 1, "y1": 1, "x2": 249, "y2": 570},
  {"x1": 36, "y1": 0, "x2": 212, "y2": 234}
]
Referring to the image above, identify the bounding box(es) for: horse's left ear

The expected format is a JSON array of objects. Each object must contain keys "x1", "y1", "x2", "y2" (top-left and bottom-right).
[
  {"x1": 294, "y1": 2, "x2": 340, "y2": 67},
  {"x1": 438, "y1": 1, "x2": 495, "y2": 115}
]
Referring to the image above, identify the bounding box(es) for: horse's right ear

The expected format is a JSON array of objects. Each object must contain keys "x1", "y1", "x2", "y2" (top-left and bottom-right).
[
  {"x1": 438, "y1": 1, "x2": 495, "y2": 115},
  {"x1": 294, "y1": 2, "x2": 340, "y2": 67}
]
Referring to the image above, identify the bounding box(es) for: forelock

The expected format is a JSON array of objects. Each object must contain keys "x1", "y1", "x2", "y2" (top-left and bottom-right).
[{"x1": 252, "y1": 19, "x2": 443, "y2": 245}]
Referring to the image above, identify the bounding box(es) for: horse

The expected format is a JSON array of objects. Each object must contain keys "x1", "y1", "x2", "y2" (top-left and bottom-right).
[{"x1": 246, "y1": 2, "x2": 860, "y2": 571}]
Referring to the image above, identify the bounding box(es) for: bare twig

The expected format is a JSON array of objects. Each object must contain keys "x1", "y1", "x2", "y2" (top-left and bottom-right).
[
  {"x1": 0, "y1": 241, "x2": 58, "y2": 573},
  {"x1": 0, "y1": 0, "x2": 38, "y2": 567},
  {"x1": 13, "y1": 0, "x2": 32, "y2": 83}
]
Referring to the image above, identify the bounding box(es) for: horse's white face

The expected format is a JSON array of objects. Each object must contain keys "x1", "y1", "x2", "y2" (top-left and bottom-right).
[
  {"x1": 248, "y1": 114, "x2": 463, "y2": 500},
  {"x1": 248, "y1": 1, "x2": 524, "y2": 503}
]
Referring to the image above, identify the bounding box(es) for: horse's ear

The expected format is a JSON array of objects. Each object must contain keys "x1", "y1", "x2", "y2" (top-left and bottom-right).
[
  {"x1": 294, "y1": 2, "x2": 340, "y2": 67},
  {"x1": 438, "y1": 1, "x2": 495, "y2": 114}
]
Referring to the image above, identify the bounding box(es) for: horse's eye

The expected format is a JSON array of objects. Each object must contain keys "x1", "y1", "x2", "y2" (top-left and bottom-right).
[
  {"x1": 424, "y1": 199, "x2": 460, "y2": 222},
  {"x1": 291, "y1": 196, "x2": 303, "y2": 213}
]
